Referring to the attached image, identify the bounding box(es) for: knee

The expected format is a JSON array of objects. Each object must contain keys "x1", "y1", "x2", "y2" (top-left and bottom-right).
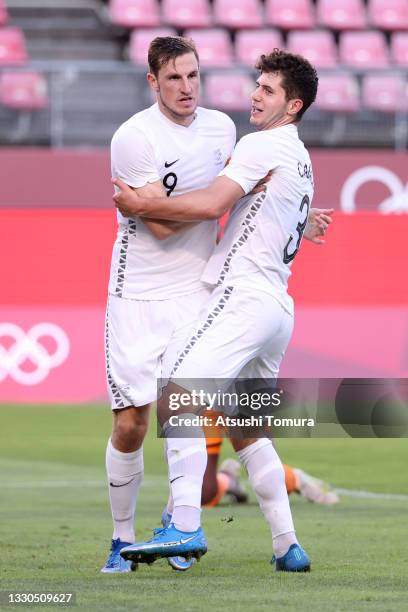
[
  {"x1": 112, "y1": 407, "x2": 149, "y2": 450},
  {"x1": 114, "y1": 418, "x2": 144, "y2": 440}
]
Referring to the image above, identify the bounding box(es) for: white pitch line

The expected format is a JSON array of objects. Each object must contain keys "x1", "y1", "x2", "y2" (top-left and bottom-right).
[
  {"x1": 334, "y1": 488, "x2": 408, "y2": 501},
  {"x1": 0, "y1": 479, "x2": 159, "y2": 489},
  {"x1": 0, "y1": 480, "x2": 106, "y2": 488},
  {"x1": 0, "y1": 481, "x2": 407, "y2": 501}
]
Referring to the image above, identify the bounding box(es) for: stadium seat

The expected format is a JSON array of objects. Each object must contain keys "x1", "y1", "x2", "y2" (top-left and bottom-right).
[
  {"x1": 204, "y1": 70, "x2": 253, "y2": 111},
  {"x1": 162, "y1": 0, "x2": 212, "y2": 29},
  {"x1": 391, "y1": 32, "x2": 408, "y2": 65},
  {"x1": 235, "y1": 29, "x2": 283, "y2": 66},
  {"x1": 109, "y1": 0, "x2": 160, "y2": 28},
  {"x1": 316, "y1": 0, "x2": 366, "y2": 30},
  {"x1": 213, "y1": 0, "x2": 263, "y2": 29},
  {"x1": 368, "y1": 0, "x2": 408, "y2": 31},
  {"x1": 361, "y1": 73, "x2": 408, "y2": 112},
  {"x1": 0, "y1": 71, "x2": 48, "y2": 109},
  {"x1": 339, "y1": 31, "x2": 389, "y2": 69},
  {"x1": 129, "y1": 28, "x2": 177, "y2": 65},
  {"x1": 265, "y1": 0, "x2": 315, "y2": 30},
  {"x1": 315, "y1": 73, "x2": 360, "y2": 112},
  {"x1": 287, "y1": 30, "x2": 337, "y2": 68},
  {"x1": 184, "y1": 28, "x2": 233, "y2": 66},
  {"x1": 0, "y1": 27, "x2": 28, "y2": 65},
  {"x1": 0, "y1": 0, "x2": 8, "y2": 26}
]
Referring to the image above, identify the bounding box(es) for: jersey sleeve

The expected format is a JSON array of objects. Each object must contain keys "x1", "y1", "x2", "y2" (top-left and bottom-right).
[
  {"x1": 226, "y1": 116, "x2": 237, "y2": 158},
  {"x1": 111, "y1": 125, "x2": 159, "y2": 189},
  {"x1": 219, "y1": 133, "x2": 280, "y2": 194}
]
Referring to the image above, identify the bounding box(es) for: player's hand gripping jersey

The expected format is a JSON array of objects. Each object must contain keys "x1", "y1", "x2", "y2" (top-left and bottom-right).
[
  {"x1": 202, "y1": 124, "x2": 314, "y2": 315},
  {"x1": 110, "y1": 103, "x2": 235, "y2": 300}
]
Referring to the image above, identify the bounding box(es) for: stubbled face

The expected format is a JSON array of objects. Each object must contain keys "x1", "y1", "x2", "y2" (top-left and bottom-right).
[
  {"x1": 148, "y1": 52, "x2": 200, "y2": 126},
  {"x1": 250, "y1": 71, "x2": 302, "y2": 131}
]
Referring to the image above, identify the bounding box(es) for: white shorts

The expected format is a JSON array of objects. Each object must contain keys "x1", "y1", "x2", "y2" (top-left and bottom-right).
[
  {"x1": 105, "y1": 289, "x2": 211, "y2": 410},
  {"x1": 170, "y1": 284, "x2": 294, "y2": 390}
]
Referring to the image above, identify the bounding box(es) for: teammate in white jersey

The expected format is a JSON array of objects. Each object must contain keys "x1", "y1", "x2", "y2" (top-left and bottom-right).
[
  {"x1": 114, "y1": 49, "x2": 319, "y2": 572},
  {"x1": 102, "y1": 36, "x2": 236, "y2": 574}
]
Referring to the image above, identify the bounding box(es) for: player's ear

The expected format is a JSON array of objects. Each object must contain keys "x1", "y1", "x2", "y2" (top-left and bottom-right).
[
  {"x1": 288, "y1": 98, "x2": 303, "y2": 117},
  {"x1": 147, "y1": 72, "x2": 159, "y2": 92}
]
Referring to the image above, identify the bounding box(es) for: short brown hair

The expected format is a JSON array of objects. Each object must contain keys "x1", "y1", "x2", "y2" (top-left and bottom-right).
[
  {"x1": 148, "y1": 36, "x2": 199, "y2": 76},
  {"x1": 255, "y1": 49, "x2": 318, "y2": 121}
]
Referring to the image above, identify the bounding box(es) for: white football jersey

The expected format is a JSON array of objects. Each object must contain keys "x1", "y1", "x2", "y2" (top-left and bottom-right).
[
  {"x1": 109, "y1": 103, "x2": 236, "y2": 299},
  {"x1": 202, "y1": 124, "x2": 314, "y2": 315}
]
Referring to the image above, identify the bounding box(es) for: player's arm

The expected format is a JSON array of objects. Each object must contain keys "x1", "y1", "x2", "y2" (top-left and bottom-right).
[
  {"x1": 113, "y1": 175, "x2": 245, "y2": 222},
  {"x1": 111, "y1": 126, "x2": 196, "y2": 240},
  {"x1": 135, "y1": 180, "x2": 197, "y2": 240},
  {"x1": 143, "y1": 217, "x2": 198, "y2": 240}
]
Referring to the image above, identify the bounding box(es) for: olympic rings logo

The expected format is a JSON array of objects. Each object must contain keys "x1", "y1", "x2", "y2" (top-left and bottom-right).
[
  {"x1": 341, "y1": 166, "x2": 408, "y2": 213},
  {"x1": 0, "y1": 323, "x2": 70, "y2": 386}
]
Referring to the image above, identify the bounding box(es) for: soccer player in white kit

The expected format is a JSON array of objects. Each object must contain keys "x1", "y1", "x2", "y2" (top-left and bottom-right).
[
  {"x1": 102, "y1": 36, "x2": 236, "y2": 573},
  {"x1": 115, "y1": 49, "x2": 319, "y2": 572}
]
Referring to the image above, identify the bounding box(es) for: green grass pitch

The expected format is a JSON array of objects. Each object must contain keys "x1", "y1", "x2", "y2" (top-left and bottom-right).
[{"x1": 1, "y1": 404, "x2": 407, "y2": 611}]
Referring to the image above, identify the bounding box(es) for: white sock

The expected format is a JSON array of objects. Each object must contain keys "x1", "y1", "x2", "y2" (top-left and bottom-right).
[
  {"x1": 106, "y1": 438, "x2": 144, "y2": 543},
  {"x1": 164, "y1": 416, "x2": 207, "y2": 532},
  {"x1": 237, "y1": 439, "x2": 298, "y2": 558}
]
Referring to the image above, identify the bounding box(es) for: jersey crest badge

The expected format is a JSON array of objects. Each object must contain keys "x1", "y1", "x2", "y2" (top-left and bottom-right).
[{"x1": 213, "y1": 148, "x2": 223, "y2": 165}]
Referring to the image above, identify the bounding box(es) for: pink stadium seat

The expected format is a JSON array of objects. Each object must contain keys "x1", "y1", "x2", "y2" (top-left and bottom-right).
[
  {"x1": 0, "y1": 27, "x2": 28, "y2": 65},
  {"x1": 315, "y1": 73, "x2": 360, "y2": 112},
  {"x1": 265, "y1": 0, "x2": 315, "y2": 30},
  {"x1": 129, "y1": 28, "x2": 177, "y2": 65},
  {"x1": 162, "y1": 0, "x2": 212, "y2": 29},
  {"x1": 317, "y1": 0, "x2": 366, "y2": 30},
  {"x1": 391, "y1": 32, "x2": 408, "y2": 65},
  {"x1": 205, "y1": 71, "x2": 253, "y2": 111},
  {"x1": 235, "y1": 29, "x2": 283, "y2": 65},
  {"x1": 109, "y1": 0, "x2": 160, "y2": 28},
  {"x1": 368, "y1": 0, "x2": 408, "y2": 32},
  {"x1": 361, "y1": 73, "x2": 408, "y2": 112},
  {"x1": 0, "y1": 0, "x2": 8, "y2": 26},
  {"x1": 184, "y1": 28, "x2": 233, "y2": 66},
  {"x1": 0, "y1": 71, "x2": 48, "y2": 109},
  {"x1": 287, "y1": 30, "x2": 337, "y2": 68},
  {"x1": 339, "y1": 31, "x2": 389, "y2": 69},
  {"x1": 213, "y1": 0, "x2": 263, "y2": 29}
]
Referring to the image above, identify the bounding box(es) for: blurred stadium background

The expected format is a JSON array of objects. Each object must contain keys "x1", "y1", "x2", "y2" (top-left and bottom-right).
[{"x1": 1, "y1": 0, "x2": 407, "y2": 404}]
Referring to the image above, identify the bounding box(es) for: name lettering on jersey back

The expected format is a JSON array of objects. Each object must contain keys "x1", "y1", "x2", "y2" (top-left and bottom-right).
[{"x1": 297, "y1": 162, "x2": 314, "y2": 186}]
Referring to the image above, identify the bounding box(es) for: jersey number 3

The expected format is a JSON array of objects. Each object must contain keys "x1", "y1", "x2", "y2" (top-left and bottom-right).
[{"x1": 283, "y1": 194, "x2": 310, "y2": 264}]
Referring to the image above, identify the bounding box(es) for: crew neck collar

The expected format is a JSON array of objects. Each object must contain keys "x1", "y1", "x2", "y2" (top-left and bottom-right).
[{"x1": 154, "y1": 103, "x2": 198, "y2": 130}]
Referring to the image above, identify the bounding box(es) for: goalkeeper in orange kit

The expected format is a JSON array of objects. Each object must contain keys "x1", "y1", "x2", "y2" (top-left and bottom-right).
[{"x1": 202, "y1": 418, "x2": 339, "y2": 507}]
